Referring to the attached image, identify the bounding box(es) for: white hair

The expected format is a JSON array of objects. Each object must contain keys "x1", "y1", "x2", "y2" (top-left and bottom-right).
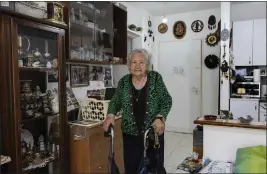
[{"x1": 127, "y1": 48, "x2": 152, "y2": 72}]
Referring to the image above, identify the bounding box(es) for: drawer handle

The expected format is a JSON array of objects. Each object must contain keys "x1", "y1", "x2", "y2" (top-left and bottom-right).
[{"x1": 98, "y1": 166, "x2": 102, "y2": 169}]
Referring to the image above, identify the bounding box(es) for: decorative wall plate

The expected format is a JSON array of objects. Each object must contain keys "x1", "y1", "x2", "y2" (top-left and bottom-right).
[
  {"x1": 158, "y1": 23, "x2": 168, "y2": 34},
  {"x1": 221, "y1": 23, "x2": 229, "y2": 41},
  {"x1": 191, "y1": 20, "x2": 204, "y2": 32},
  {"x1": 204, "y1": 54, "x2": 219, "y2": 69},
  {"x1": 173, "y1": 21, "x2": 186, "y2": 39},
  {"x1": 208, "y1": 15, "x2": 216, "y2": 30},
  {"x1": 205, "y1": 33, "x2": 219, "y2": 47}
]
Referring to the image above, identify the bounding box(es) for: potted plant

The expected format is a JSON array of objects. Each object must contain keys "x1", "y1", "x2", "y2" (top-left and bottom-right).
[
  {"x1": 128, "y1": 24, "x2": 136, "y2": 30},
  {"x1": 136, "y1": 27, "x2": 143, "y2": 32}
]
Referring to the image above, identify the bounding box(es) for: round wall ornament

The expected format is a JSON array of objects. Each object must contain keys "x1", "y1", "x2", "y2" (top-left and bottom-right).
[
  {"x1": 173, "y1": 21, "x2": 186, "y2": 39},
  {"x1": 158, "y1": 23, "x2": 168, "y2": 34},
  {"x1": 205, "y1": 33, "x2": 219, "y2": 47},
  {"x1": 191, "y1": 20, "x2": 204, "y2": 32}
]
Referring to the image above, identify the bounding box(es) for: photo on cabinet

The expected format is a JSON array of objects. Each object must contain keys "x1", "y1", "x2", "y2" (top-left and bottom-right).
[
  {"x1": 66, "y1": 86, "x2": 79, "y2": 112},
  {"x1": 104, "y1": 67, "x2": 112, "y2": 87},
  {"x1": 47, "y1": 65, "x2": 69, "y2": 82},
  {"x1": 89, "y1": 66, "x2": 104, "y2": 81},
  {"x1": 70, "y1": 64, "x2": 89, "y2": 87}
]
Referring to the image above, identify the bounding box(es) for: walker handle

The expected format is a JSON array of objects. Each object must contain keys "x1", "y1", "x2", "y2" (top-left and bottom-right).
[{"x1": 104, "y1": 124, "x2": 114, "y2": 137}]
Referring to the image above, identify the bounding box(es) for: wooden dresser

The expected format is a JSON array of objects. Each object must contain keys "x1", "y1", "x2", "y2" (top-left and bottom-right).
[{"x1": 69, "y1": 118, "x2": 124, "y2": 173}]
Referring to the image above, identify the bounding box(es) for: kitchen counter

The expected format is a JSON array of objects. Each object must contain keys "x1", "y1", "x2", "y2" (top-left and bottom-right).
[
  {"x1": 194, "y1": 117, "x2": 267, "y2": 130},
  {"x1": 194, "y1": 117, "x2": 266, "y2": 162}
]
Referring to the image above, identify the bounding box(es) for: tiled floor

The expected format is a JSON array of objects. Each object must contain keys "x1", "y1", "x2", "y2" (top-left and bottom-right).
[{"x1": 164, "y1": 131, "x2": 193, "y2": 173}]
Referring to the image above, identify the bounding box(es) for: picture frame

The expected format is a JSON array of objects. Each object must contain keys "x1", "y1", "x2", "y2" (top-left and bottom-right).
[{"x1": 70, "y1": 64, "x2": 89, "y2": 87}]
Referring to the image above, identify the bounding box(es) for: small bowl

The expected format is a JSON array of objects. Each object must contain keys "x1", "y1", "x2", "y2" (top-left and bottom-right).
[
  {"x1": 238, "y1": 115, "x2": 253, "y2": 124},
  {"x1": 204, "y1": 115, "x2": 217, "y2": 120}
]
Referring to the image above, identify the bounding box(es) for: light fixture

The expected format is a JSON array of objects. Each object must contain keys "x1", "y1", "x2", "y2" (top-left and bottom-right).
[{"x1": 162, "y1": 15, "x2": 168, "y2": 23}]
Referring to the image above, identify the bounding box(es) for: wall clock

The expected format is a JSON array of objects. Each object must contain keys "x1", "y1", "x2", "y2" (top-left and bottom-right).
[
  {"x1": 158, "y1": 23, "x2": 168, "y2": 34},
  {"x1": 173, "y1": 21, "x2": 186, "y2": 39}
]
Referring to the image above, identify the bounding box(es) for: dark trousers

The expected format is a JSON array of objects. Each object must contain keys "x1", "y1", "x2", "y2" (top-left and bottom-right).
[{"x1": 123, "y1": 133, "x2": 165, "y2": 174}]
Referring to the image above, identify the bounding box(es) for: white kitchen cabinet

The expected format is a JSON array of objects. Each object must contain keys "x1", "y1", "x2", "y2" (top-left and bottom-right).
[
  {"x1": 230, "y1": 99, "x2": 259, "y2": 121},
  {"x1": 252, "y1": 19, "x2": 266, "y2": 66},
  {"x1": 233, "y1": 20, "x2": 253, "y2": 66},
  {"x1": 259, "y1": 102, "x2": 266, "y2": 121}
]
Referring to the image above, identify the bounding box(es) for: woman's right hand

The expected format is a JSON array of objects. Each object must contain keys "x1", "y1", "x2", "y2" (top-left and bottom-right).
[{"x1": 103, "y1": 114, "x2": 115, "y2": 132}]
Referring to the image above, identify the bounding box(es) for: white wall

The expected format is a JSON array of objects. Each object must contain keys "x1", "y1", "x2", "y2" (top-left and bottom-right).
[
  {"x1": 153, "y1": 2, "x2": 267, "y2": 116},
  {"x1": 154, "y1": 8, "x2": 221, "y2": 116},
  {"x1": 112, "y1": 2, "x2": 155, "y2": 86},
  {"x1": 231, "y1": 2, "x2": 266, "y2": 21}
]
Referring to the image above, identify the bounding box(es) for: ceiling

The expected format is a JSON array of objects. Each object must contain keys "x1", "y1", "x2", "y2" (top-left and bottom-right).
[{"x1": 127, "y1": 2, "x2": 248, "y2": 16}]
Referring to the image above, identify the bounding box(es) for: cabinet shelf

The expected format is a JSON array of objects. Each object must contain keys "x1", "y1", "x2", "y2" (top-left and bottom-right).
[
  {"x1": 67, "y1": 59, "x2": 125, "y2": 65},
  {"x1": 71, "y1": 2, "x2": 103, "y2": 19},
  {"x1": 127, "y1": 29, "x2": 141, "y2": 38},
  {"x1": 19, "y1": 67, "x2": 57, "y2": 72},
  {"x1": 23, "y1": 157, "x2": 58, "y2": 172},
  {"x1": 21, "y1": 113, "x2": 59, "y2": 124}
]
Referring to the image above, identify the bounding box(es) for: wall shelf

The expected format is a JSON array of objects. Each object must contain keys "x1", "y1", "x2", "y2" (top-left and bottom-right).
[{"x1": 127, "y1": 29, "x2": 141, "y2": 38}]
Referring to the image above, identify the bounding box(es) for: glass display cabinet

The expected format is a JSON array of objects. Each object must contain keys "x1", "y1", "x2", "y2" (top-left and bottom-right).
[
  {"x1": 69, "y1": 1, "x2": 113, "y2": 63},
  {"x1": 0, "y1": 13, "x2": 68, "y2": 174}
]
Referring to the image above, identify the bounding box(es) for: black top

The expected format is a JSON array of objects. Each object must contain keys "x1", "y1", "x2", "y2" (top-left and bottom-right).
[{"x1": 131, "y1": 79, "x2": 148, "y2": 134}]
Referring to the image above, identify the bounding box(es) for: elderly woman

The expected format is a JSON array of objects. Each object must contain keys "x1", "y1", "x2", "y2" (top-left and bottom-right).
[{"x1": 103, "y1": 49, "x2": 172, "y2": 174}]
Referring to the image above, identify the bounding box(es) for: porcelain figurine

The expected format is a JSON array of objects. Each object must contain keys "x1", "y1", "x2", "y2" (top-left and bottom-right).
[{"x1": 46, "y1": 62, "x2": 52, "y2": 68}]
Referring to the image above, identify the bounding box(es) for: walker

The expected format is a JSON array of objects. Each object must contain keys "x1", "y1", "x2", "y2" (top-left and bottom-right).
[
  {"x1": 104, "y1": 124, "x2": 120, "y2": 174},
  {"x1": 138, "y1": 126, "x2": 167, "y2": 174}
]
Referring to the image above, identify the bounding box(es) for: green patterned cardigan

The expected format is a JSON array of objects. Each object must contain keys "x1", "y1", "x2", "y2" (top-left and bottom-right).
[{"x1": 107, "y1": 71, "x2": 172, "y2": 136}]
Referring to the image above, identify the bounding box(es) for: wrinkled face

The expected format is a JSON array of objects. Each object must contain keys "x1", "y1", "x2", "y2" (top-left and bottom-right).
[{"x1": 130, "y1": 52, "x2": 147, "y2": 77}]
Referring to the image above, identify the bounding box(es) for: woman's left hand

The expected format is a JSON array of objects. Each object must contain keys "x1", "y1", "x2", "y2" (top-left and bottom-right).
[{"x1": 153, "y1": 116, "x2": 165, "y2": 136}]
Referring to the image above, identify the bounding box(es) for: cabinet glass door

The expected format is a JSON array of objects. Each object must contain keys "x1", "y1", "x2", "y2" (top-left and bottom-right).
[
  {"x1": 94, "y1": 2, "x2": 113, "y2": 63},
  {"x1": 17, "y1": 24, "x2": 63, "y2": 174},
  {"x1": 69, "y1": 1, "x2": 96, "y2": 61}
]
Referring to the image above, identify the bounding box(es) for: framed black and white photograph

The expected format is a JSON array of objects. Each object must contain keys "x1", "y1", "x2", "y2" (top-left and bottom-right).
[
  {"x1": 104, "y1": 67, "x2": 113, "y2": 87},
  {"x1": 70, "y1": 64, "x2": 89, "y2": 87},
  {"x1": 89, "y1": 66, "x2": 104, "y2": 81},
  {"x1": 48, "y1": 65, "x2": 69, "y2": 82}
]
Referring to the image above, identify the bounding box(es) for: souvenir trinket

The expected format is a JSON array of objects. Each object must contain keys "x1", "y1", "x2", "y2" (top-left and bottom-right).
[{"x1": 208, "y1": 15, "x2": 216, "y2": 30}]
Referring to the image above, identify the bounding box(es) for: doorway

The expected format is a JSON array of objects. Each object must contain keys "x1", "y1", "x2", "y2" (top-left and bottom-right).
[{"x1": 158, "y1": 40, "x2": 202, "y2": 133}]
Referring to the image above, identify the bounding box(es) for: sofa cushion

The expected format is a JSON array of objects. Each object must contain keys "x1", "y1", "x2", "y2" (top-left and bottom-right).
[{"x1": 234, "y1": 145, "x2": 266, "y2": 173}]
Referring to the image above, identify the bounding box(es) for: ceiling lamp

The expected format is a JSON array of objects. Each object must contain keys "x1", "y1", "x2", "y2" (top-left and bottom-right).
[{"x1": 162, "y1": 15, "x2": 168, "y2": 23}]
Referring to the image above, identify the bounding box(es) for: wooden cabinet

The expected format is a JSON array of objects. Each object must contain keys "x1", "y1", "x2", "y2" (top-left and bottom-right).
[
  {"x1": 233, "y1": 20, "x2": 253, "y2": 66},
  {"x1": 70, "y1": 118, "x2": 124, "y2": 174},
  {"x1": 230, "y1": 99, "x2": 259, "y2": 121},
  {"x1": 252, "y1": 19, "x2": 266, "y2": 66},
  {"x1": 113, "y1": 4, "x2": 127, "y2": 63},
  {"x1": 0, "y1": 12, "x2": 68, "y2": 174},
  {"x1": 233, "y1": 19, "x2": 266, "y2": 66}
]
